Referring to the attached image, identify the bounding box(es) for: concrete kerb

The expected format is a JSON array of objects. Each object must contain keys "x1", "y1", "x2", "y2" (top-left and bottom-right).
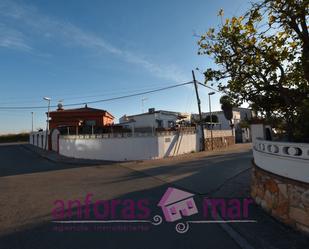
[
  {"x1": 21, "y1": 144, "x2": 120, "y2": 166},
  {"x1": 22, "y1": 143, "x2": 253, "y2": 167}
]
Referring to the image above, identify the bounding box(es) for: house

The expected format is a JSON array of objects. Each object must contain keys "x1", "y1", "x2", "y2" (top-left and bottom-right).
[
  {"x1": 158, "y1": 187, "x2": 198, "y2": 222},
  {"x1": 192, "y1": 110, "x2": 242, "y2": 130},
  {"x1": 48, "y1": 104, "x2": 114, "y2": 133},
  {"x1": 192, "y1": 107, "x2": 255, "y2": 143},
  {"x1": 233, "y1": 107, "x2": 255, "y2": 121},
  {"x1": 119, "y1": 108, "x2": 191, "y2": 132}
]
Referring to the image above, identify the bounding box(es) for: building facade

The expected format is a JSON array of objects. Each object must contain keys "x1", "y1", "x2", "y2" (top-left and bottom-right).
[
  {"x1": 192, "y1": 107, "x2": 254, "y2": 143},
  {"x1": 49, "y1": 104, "x2": 114, "y2": 132},
  {"x1": 119, "y1": 108, "x2": 191, "y2": 131}
]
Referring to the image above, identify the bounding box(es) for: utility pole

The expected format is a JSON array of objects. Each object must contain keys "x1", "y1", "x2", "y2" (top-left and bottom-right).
[
  {"x1": 43, "y1": 97, "x2": 51, "y2": 150},
  {"x1": 192, "y1": 70, "x2": 205, "y2": 151},
  {"x1": 208, "y1": 92, "x2": 215, "y2": 150}
]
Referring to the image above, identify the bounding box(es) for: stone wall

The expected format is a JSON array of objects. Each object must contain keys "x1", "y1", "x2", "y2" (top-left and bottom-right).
[
  {"x1": 251, "y1": 163, "x2": 309, "y2": 234},
  {"x1": 204, "y1": 129, "x2": 233, "y2": 138},
  {"x1": 204, "y1": 136, "x2": 235, "y2": 151}
]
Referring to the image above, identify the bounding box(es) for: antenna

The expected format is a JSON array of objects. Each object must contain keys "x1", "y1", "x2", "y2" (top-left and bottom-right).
[{"x1": 141, "y1": 97, "x2": 148, "y2": 113}]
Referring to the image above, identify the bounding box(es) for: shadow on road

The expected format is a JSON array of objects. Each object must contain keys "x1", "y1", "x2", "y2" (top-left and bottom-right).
[
  {"x1": 0, "y1": 144, "x2": 118, "y2": 177},
  {"x1": 1, "y1": 165, "x2": 308, "y2": 249}
]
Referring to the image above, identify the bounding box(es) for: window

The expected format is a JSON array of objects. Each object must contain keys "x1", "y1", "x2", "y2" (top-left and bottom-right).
[{"x1": 156, "y1": 119, "x2": 163, "y2": 128}]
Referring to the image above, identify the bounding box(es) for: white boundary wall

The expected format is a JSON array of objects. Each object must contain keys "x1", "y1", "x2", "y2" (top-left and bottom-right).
[
  {"x1": 29, "y1": 131, "x2": 48, "y2": 149},
  {"x1": 253, "y1": 139, "x2": 309, "y2": 183},
  {"x1": 60, "y1": 135, "x2": 158, "y2": 161},
  {"x1": 29, "y1": 128, "x2": 234, "y2": 161},
  {"x1": 251, "y1": 124, "x2": 309, "y2": 183},
  {"x1": 59, "y1": 132, "x2": 199, "y2": 161}
]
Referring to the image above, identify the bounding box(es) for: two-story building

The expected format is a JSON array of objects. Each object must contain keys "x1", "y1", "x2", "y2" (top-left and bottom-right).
[{"x1": 49, "y1": 104, "x2": 114, "y2": 133}]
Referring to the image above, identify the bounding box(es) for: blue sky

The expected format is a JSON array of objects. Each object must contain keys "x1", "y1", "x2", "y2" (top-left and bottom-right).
[{"x1": 0, "y1": 0, "x2": 250, "y2": 133}]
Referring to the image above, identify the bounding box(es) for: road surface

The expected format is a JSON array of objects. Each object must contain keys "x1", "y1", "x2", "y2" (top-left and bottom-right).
[{"x1": 0, "y1": 143, "x2": 307, "y2": 249}]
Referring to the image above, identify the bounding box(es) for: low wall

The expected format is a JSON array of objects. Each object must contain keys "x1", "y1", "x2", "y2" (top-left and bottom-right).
[
  {"x1": 29, "y1": 131, "x2": 48, "y2": 149},
  {"x1": 30, "y1": 129, "x2": 235, "y2": 161},
  {"x1": 157, "y1": 132, "x2": 198, "y2": 158},
  {"x1": 251, "y1": 137, "x2": 309, "y2": 234},
  {"x1": 59, "y1": 131, "x2": 199, "y2": 161},
  {"x1": 204, "y1": 136, "x2": 235, "y2": 151},
  {"x1": 253, "y1": 139, "x2": 309, "y2": 182},
  {"x1": 204, "y1": 129, "x2": 233, "y2": 138},
  {"x1": 251, "y1": 164, "x2": 309, "y2": 234},
  {"x1": 203, "y1": 129, "x2": 235, "y2": 150},
  {"x1": 59, "y1": 135, "x2": 159, "y2": 161}
]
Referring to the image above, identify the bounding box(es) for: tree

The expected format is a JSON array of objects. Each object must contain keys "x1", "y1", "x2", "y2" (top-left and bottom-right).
[
  {"x1": 258, "y1": 0, "x2": 309, "y2": 83},
  {"x1": 220, "y1": 95, "x2": 233, "y2": 121},
  {"x1": 220, "y1": 95, "x2": 235, "y2": 129},
  {"x1": 197, "y1": 0, "x2": 309, "y2": 141}
]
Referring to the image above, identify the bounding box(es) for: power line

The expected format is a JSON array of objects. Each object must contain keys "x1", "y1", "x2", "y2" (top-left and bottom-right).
[
  {"x1": 0, "y1": 81, "x2": 193, "y2": 110},
  {"x1": 196, "y1": 80, "x2": 221, "y2": 93},
  {"x1": 0, "y1": 82, "x2": 189, "y2": 105}
]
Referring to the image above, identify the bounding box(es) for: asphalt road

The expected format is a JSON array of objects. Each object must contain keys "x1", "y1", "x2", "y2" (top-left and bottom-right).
[{"x1": 0, "y1": 143, "x2": 307, "y2": 249}]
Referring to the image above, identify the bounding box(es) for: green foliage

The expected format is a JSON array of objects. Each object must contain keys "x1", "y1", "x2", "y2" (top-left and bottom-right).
[
  {"x1": 239, "y1": 119, "x2": 250, "y2": 129},
  {"x1": 220, "y1": 95, "x2": 234, "y2": 121},
  {"x1": 198, "y1": 0, "x2": 309, "y2": 141}
]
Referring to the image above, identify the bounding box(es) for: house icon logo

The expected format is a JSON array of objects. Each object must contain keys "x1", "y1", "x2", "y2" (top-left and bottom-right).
[{"x1": 158, "y1": 187, "x2": 198, "y2": 222}]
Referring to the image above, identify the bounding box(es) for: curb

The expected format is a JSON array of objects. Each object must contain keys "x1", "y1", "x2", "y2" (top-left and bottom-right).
[{"x1": 21, "y1": 144, "x2": 114, "y2": 166}]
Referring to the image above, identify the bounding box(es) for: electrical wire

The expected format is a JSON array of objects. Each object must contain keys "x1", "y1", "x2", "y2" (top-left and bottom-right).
[
  {"x1": 0, "y1": 81, "x2": 193, "y2": 110},
  {"x1": 196, "y1": 80, "x2": 221, "y2": 93},
  {"x1": 0, "y1": 81, "x2": 190, "y2": 105}
]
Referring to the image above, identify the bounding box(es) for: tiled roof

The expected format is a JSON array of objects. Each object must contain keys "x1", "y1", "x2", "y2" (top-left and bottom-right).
[
  {"x1": 49, "y1": 106, "x2": 114, "y2": 118},
  {"x1": 54, "y1": 107, "x2": 107, "y2": 113}
]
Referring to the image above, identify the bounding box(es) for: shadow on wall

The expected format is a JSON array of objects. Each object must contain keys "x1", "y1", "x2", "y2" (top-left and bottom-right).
[
  {"x1": 60, "y1": 133, "x2": 200, "y2": 161},
  {"x1": 164, "y1": 134, "x2": 180, "y2": 158},
  {"x1": 60, "y1": 137, "x2": 159, "y2": 161}
]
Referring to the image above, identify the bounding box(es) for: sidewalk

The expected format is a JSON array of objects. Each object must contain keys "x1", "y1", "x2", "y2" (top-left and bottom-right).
[{"x1": 22, "y1": 142, "x2": 252, "y2": 166}]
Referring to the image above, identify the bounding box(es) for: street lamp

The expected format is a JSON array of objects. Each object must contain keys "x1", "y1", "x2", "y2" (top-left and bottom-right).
[
  {"x1": 43, "y1": 97, "x2": 51, "y2": 150},
  {"x1": 208, "y1": 92, "x2": 215, "y2": 150}
]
